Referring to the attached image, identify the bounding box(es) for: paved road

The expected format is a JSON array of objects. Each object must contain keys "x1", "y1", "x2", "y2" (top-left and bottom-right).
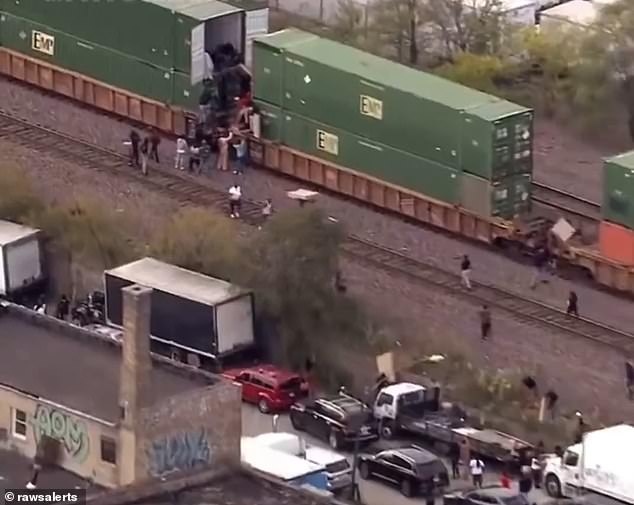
[{"x1": 242, "y1": 405, "x2": 551, "y2": 505}]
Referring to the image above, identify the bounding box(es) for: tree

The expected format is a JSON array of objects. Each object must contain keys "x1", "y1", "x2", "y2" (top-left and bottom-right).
[
  {"x1": 150, "y1": 208, "x2": 243, "y2": 280},
  {"x1": 437, "y1": 52, "x2": 506, "y2": 93},
  {"x1": 237, "y1": 208, "x2": 368, "y2": 384}
]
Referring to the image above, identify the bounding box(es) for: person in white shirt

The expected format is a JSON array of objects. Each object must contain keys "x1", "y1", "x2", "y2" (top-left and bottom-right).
[
  {"x1": 228, "y1": 184, "x2": 242, "y2": 218},
  {"x1": 175, "y1": 137, "x2": 188, "y2": 171},
  {"x1": 469, "y1": 456, "x2": 485, "y2": 488}
]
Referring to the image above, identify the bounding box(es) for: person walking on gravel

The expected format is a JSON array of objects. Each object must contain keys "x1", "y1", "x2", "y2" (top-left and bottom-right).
[
  {"x1": 459, "y1": 254, "x2": 472, "y2": 290},
  {"x1": 479, "y1": 305, "x2": 491, "y2": 341},
  {"x1": 127, "y1": 130, "x2": 140, "y2": 168},
  {"x1": 175, "y1": 137, "x2": 187, "y2": 170},
  {"x1": 229, "y1": 183, "x2": 242, "y2": 219},
  {"x1": 566, "y1": 291, "x2": 579, "y2": 317},
  {"x1": 140, "y1": 136, "x2": 149, "y2": 176},
  {"x1": 149, "y1": 129, "x2": 161, "y2": 163}
]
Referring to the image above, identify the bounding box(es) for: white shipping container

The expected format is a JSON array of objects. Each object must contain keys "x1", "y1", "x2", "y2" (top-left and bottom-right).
[
  {"x1": 0, "y1": 220, "x2": 42, "y2": 296},
  {"x1": 245, "y1": 8, "x2": 269, "y2": 68}
]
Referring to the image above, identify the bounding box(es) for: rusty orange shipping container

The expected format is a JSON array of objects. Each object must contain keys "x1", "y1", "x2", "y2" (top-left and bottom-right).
[{"x1": 599, "y1": 220, "x2": 634, "y2": 266}]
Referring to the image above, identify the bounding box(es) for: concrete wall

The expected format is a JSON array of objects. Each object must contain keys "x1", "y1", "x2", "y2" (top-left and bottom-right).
[
  {"x1": 138, "y1": 381, "x2": 241, "y2": 479},
  {"x1": 0, "y1": 385, "x2": 119, "y2": 487}
]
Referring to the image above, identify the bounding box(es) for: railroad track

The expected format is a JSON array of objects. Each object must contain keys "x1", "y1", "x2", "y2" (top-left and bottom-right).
[
  {"x1": 1, "y1": 110, "x2": 632, "y2": 354},
  {"x1": 531, "y1": 181, "x2": 601, "y2": 225}
]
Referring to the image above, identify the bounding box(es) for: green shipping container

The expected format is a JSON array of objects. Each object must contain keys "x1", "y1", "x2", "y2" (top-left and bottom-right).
[
  {"x1": 462, "y1": 100, "x2": 533, "y2": 180},
  {"x1": 281, "y1": 112, "x2": 460, "y2": 204},
  {"x1": 253, "y1": 30, "x2": 314, "y2": 107},
  {"x1": 0, "y1": 0, "x2": 175, "y2": 68},
  {"x1": 171, "y1": 70, "x2": 204, "y2": 109},
  {"x1": 254, "y1": 100, "x2": 283, "y2": 142},
  {"x1": 254, "y1": 29, "x2": 533, "y2": 174},
  {"x1": 602, "y1": 151, "x2": 634, "y2": 230},
  {"x1": 0, "y1": 13, "x2": 173, "y2": 103},
  {"x1": 461, "y1": 172, "x2": 531, "y2": 220}
]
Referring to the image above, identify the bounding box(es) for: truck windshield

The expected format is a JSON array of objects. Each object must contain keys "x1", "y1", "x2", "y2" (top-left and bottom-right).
[{"x1": 398, "y1": 390, "x2": 426, "y2": 416}]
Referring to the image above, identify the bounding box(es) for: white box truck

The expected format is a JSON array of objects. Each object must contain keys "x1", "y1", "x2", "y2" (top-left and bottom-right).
[
  {"x1": 543, "y1": 424, "x2": 634, "y2": 504},
  {"x1": 104, "y1": 257, "x2": 255, "y2": 366},
  {"x1": 0, "y1": 220, "x2": 43, "y2": 299}
]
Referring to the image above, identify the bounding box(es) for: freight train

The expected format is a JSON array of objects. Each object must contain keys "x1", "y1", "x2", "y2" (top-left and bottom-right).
[{"x1": 0, "y1": 2, "x2": 633, "y2": 294}]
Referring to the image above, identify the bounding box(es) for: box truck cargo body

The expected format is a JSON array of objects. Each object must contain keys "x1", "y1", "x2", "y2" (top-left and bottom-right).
[
  {"x1": 543, "y1": 424, "x2": 634, "y2": 504},
  {"x1": 0, "y1": 220, "x2": 43, "y2": 297},
  {"x1": 105, "y1": 257, "x2": 255, "y2": 358}
]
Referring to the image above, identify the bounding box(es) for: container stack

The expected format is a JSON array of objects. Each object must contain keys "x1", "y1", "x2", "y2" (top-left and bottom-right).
[
  {"x1": 600, "y1": 152, "x2": 634, "y2": 265},
  {"x1": 252, "y1": 28, "x2": 534, "y2": 220},
  {"x1": 0, "y1": 0, "x2": 248, "y2": 109}
]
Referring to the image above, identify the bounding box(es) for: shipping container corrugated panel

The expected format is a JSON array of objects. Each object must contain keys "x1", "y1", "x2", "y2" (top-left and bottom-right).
[
  {"x1": 281, "y1": 111, "x2": 461, "y2": 204},
  {"x1": 0, "y1": 1, "x2": 175, "y2": 68},
  {"x1": 255, "y1": 29, "x2": 509, "y2": 169},
  {"x1": 171, "y1": 71, "x2": 204, "y2": 109},
  {"x1": 171, "y1": 1, "x2": 245, "y2": 75},
  {"x1": 602, "y1": 152, "x2": 634, "y2": 230},
  {"x1": 460, "y1": 172, "x2": 531, "y2": 220},
  {"x1": 254, "y1": 100, "x2": 283, "y2": 142},
  {"x1": 0, "y1": 13, "x2": 173, "y2": 103},
  {"x1": 461, "y1": 100, "x2": 533, "y2": 180},
  {"x1": 253, "y1": 30, "x2": 315, "y2": 106}
]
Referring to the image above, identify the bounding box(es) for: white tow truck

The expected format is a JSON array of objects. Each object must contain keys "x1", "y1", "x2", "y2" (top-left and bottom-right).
[{"x1": 543, "y1": 424, "x2": 634, "y2": 504}]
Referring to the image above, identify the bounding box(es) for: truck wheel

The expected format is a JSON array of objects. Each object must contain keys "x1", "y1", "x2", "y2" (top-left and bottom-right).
[
  {"x1": 545, "y1": 475, "x2": 562, "y2": 498},
  {"x1": 400, "y1": 479, "x2": 413, "y2": 497},
  {"x1": 329, "y1": 429, "x2": 341, "y2": 450},
  {"x1": 360, "y1": 462, "x2": 370, "y2": 480},
  {"x1": 380, "y1": 424, "x2": 395, "y2": 439},
  {"x1": 258, "y1": 398, "x2": 270, "y2": 414}
]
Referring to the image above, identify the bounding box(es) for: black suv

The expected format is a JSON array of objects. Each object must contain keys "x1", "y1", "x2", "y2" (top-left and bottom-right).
[
  {"x1": 289, "y1": 394, "x2": 379, "y2": 450},
  {"x1": 358, "y1": 446, "x2": 449, "y2": 498}
]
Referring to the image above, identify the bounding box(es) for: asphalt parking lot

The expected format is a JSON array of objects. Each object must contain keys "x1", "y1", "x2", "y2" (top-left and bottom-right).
[{"x1": 242, "y1": 405, "x2": 551, "y2": 505}]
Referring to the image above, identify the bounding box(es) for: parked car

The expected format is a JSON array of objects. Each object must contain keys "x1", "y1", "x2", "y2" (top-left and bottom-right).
[
  {"x1": 223, "y1": 364, "x2": 309, "y2": 413},
  {"x1": 443, "y1": 486, "x2": 530, "y2": 505},
  {"x1": 290, "y1": 393, "x2": 379, "y2": 450},
  {"x1": 358, "y1": 446, "x2": 449, "y2": 498}
]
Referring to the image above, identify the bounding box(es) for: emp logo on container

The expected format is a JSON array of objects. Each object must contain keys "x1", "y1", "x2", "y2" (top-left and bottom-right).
[
  {"x1": 32, "y1": 31, "x2": 55, "y2": 56},
  {"x1": 360, "y1": 95, "x2": 383, "y2": 120},
  {"x1": 316, "y1": 130, "x2": 339, "y2": 156}
]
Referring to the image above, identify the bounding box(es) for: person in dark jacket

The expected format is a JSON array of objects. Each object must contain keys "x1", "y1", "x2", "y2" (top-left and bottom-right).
[
  {"x1": 479, "y1": 305, "x2": 491, "y2": 341},
  {"x1": 519, "y1": 468, "x2": 533, "y2": 499},
  {"x1": 566, "y1": 291, "x2": 579, "y2": 317},
  {"x1": 128, "y1": 130, "x2": 140, "y2": 167},
  {"x1": 149, "y1": 129, "x2": 161, "y2": 163},
  {"x1": 449, "y1": 443, "x2": 460, "y2": 479},
  {"x1": 56, "y1": 294, "x2": 70, "y2": 321}
]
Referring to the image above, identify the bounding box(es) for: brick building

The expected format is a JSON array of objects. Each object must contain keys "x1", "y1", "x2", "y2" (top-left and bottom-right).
[{"x1": 0, "y1": 285, "x2": 241, "y2": 488}]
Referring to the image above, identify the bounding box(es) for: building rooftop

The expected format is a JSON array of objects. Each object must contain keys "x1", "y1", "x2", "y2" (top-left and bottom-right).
[
  {"x1": 606, "y1": 150, "x2": 634, "y2": 171},
  {"x1": 105, "y1": 257, "x2": 250, "y2": 307},
  {"x1": 104, "y1": 470, "x2": 338, "y2": 505},
  {"x1": 0, "y1": 449, "x2": 101, "y2": 496},
  {"x1": 0, "y1": 220, "x2": 39, "y2": 246},
  {"x1": 540, "y1": 0, "x2": 598, "y2": 27},
  {"x1": 0, "y1": 305, "x2": 215, "y2": 422}
]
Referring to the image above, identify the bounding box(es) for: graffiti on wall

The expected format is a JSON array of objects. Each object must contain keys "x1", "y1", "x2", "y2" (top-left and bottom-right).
[
  {"x1": 146, "y1": 428, "x2": 211, "y2": 476},
  {"x1": 31, "y1": 404, "x2": 90, "y2": 463}
]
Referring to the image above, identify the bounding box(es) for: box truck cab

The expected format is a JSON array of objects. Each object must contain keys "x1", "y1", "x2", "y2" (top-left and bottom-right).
[{"x1": 543, "y1": 424, "x2": 634, "y2": 504}]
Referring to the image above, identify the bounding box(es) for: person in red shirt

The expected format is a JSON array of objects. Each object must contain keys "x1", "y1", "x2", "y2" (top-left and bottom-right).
[{"x1": 500, "y1": 471, "x2": 511, "y2": 489}]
